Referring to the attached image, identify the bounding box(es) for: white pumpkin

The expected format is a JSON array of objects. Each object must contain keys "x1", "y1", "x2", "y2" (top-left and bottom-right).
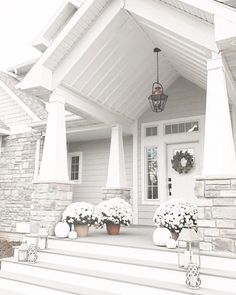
[
  {"x1": 153, "y1": 228, "x2": 171, "y2": 246},
  {"x1": 166, "y1": 238, "x2": 177, "y2": 249},
  {"x1": 54, "y1": 222, "x2": 70, "y2": 238}
]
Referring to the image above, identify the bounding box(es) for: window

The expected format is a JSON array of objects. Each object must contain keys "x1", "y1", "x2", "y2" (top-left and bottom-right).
[
  {"x1": 145, "y1": 126, "x2": 158, "y2": 137},
  {"x1": 68, "y1": 152, "x2": 82, "y2": 183},
  {"x1": 165, "y1": 121, "x2": 199, "y2": 135},
  {"x1": 145, "y1": 147, "x2": 158, "y2": 200}
]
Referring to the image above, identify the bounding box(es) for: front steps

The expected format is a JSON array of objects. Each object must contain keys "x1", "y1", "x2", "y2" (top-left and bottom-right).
[{"x1": 1, "y1": 235, "x2": 236, "y2": 295}]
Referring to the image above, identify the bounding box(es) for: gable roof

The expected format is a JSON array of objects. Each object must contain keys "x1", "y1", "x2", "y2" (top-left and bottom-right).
[
  {"x1": 18, "y1": 0, "x2": 236, "y2": 122},
  {"x1": 0, "y1": 72, "x2": 47, "y2": 121}
]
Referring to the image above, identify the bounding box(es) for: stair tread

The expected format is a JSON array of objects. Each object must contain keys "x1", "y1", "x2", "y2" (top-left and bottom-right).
[
  {"x1": 35, "y1": 248, "x2": 236, "y2": 280},
  {"x1": 0, "y1": 271, "x2": 119, "y2": 295},
  {"x1": 1, "y1": 258, "x2": 235, "y2": 295},
  {"x1": 0, "y1": 289, "x2": 25, "y2": 295}
]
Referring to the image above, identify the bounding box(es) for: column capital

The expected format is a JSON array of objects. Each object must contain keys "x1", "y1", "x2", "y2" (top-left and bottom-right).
[
  {"x1": 49, "y1": 93, "x2": 65, "y2": 104},
  {"x1": 207, "y1": 57, "x2": 223, "y2": 71}
]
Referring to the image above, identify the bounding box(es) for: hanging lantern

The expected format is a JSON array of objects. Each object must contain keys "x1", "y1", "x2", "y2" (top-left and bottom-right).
[
  {"x1": 148, "y1": 48, "x2": 168, "y2": 112},
  {"x1": 36, "y1": 226, "x2": 48, "y2": 250},
  {"x1": 17, "y1": 241, "x2": 28, "y2": 262}
]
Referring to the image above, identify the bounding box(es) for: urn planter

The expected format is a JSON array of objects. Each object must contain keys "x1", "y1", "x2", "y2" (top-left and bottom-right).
[{"x1": 74, "y1": 224, "x2": 89, "y2": 237}]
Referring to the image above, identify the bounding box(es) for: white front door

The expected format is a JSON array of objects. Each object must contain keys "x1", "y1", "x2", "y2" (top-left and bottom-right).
[{"x1": 167, "y1": 142, "x2": 201, "y2": 202}]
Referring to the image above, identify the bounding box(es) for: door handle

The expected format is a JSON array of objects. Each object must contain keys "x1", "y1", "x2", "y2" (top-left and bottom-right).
[{"x1": 168, "y1": 178, "x2": 172, "y2": 196}]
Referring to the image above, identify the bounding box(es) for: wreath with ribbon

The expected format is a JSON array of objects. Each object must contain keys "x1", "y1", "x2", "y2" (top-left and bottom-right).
[{"x1": 171, "y1": 150, "x2": 194, "y2": 174}]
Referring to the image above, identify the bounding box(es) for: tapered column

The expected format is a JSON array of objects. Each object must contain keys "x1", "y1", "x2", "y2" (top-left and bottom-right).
[
  {"x1": 107, "y1": 124, "x2": 127, "y2": 188},
  {"x1": 104, "y1": 125, "x2": 130, "y2": 202},
  {"x1": 38, "y1": 94, "x2": 69, "y2": 182},
  {"x1": 202, "y1": 55, "x2": 236, "y2": 176}
]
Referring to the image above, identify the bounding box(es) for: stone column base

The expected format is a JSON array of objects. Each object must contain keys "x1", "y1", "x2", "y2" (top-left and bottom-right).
[
  {"x1": 31, "y1": 182, "x2": 73, "y2": 235},
  {"x1": 195, "y1": 176, "x2": 236, "y2": 253},
  {"x1": 102, "y1": 188, "x2": 131, "y2": 203}
]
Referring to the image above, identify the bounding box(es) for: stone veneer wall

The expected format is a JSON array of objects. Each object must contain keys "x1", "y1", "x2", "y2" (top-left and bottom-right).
[
  {"x1": 31, "y1": 182, "x2": 73, "y2": 235},
  {"x1": 195, "y1": 177, "x2": 236, "y2": 253},
  {"x1": 103, "y1": 188, "x2": 131, "y2": 203},
  {"x1": 0, "y1": 132, "x2": 40, "y2": 231}
]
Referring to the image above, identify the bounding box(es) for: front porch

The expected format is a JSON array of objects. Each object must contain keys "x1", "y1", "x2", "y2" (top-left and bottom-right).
[{"x1": 1, "y1": 225, "x2": 236, "y2": 295}]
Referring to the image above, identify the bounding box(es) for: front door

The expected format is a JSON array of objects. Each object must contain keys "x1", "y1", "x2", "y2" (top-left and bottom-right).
[{"x1": 167, "y1": 142, "x2": 201, "y2": 202}]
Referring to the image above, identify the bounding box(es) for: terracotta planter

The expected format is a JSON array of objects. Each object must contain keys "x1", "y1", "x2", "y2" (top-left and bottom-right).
[
  {"x1": 74, "y1": 224, "x2": 89, "y2": 237},
  {"x1": 106, "y1": 223, "x2": 120, "y2": 235},
  {"x1": 171, "y1": 231, "x2": 179, "y2": 240}
]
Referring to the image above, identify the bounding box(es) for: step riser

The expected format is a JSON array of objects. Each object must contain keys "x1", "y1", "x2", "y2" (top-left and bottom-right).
[
  {"x1": 3, "y1": 256, "x2": 236, "y2": 293},
  {"x1": 24, "y1": 236, "x2": 178, "y2": 265},
  {"x1": 24, "y1": 236, "x2": 236, "y2": 273},
  {"x1": 0, "y1": 263, "x2": 183, "y2": 295},
  {"x1": 0, "y1": 277, "x2": 70, "y2": 295}
]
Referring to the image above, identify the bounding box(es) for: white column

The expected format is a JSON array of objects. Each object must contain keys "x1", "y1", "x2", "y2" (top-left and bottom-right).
[
  {"x1": 106, "y1": 124, "x2": 127, "y2": 188},
  {"x1": 202, "y1": 55, "x2": 236, "y2": 176},
  {"x1": 38, "y1": 94, "x2": 69, "y2": 182}
]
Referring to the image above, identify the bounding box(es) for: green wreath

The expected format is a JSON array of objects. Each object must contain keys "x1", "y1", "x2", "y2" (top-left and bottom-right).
[{"x1": 171, "y1": 150, "x2": 194, "y2": 174}]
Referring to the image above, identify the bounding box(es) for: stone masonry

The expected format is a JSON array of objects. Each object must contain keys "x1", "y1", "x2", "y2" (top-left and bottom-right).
[
  {"x1": 103, "y1": 188, "x2": 131, "y2": 203},
  {"x1": 31, "y1": 182, "x2": 73, "y2": 235},
  {"x1": 195, "y1": 177, "x2": 236, "y2": 253},
  {"x1": 0, "y1": 132, "x2": 40, "y2": 232}
]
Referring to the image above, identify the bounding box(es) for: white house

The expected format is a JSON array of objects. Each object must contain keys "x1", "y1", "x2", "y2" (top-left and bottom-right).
[
  {"x1": 1, "y1": 0, "x2": 236, "y2": 294},
  {"x1": 1, "y1": 0, "x2": 236, "y2": 249}
]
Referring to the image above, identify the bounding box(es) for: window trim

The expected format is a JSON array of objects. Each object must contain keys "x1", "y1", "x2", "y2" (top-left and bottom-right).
[{"x1": 68, "y1": 152, "x2": 82, "y2": 184}]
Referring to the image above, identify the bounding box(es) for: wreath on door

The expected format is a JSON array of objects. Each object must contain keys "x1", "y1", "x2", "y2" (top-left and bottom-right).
[{"x1": 171, "y1": 150, "x2": 194, "y2": 174}]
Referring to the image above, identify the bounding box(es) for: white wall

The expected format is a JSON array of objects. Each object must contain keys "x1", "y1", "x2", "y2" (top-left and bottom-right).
[
  {"x1": 68, "y1": 137, "x2": 133, "y2": 205},
  {"x1": 137, "y1": 77, "x2": 206, "y2": 225}
]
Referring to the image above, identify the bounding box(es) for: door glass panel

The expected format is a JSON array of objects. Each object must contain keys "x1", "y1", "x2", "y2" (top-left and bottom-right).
[{"x1": 145, "y1": 147, "x2": 158, "y2": 200}]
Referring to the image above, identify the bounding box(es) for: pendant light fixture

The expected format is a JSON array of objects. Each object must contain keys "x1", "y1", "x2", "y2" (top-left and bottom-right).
[{"x1": 148, "y1": 48, "x2": 168, "y2": 112}]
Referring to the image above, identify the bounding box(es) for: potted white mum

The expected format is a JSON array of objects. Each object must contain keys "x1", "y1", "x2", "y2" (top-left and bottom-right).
[
  {"x1": 153, "y1": 199, "x2": 198, "y2": 240},
  {"x1": 93, "y1": 198, "x2": 132, "y2": 235},
  {"x1": 62, "y1": 202, "x2": 95, "y2": 237}
]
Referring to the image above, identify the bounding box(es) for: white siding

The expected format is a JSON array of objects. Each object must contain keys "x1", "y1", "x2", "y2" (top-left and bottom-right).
[
  {"x1": 137, "y1": 77, "x2": 206, "y2": 225},
  {"x1": 0, "y1": 87, "x2": 31, "y2": 127},
  {"x1": 68, "y1": 137, "x2": 133, "y2": 205}
]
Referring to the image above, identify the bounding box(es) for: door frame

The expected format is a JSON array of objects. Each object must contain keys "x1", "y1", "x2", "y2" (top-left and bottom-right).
[{"x1": 141, "y1": 115, "x2": 205, "y2": 205}]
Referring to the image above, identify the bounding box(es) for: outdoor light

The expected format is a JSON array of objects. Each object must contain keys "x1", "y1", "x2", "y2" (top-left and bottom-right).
[
  {"x1": 36, "y1": 226, "x2": 48, "y2": 250},
  {"x1": 17, "y1": 241, "x2": 28, "y2": 262},
  {"x1": 148, "y1": 48, "x2": 168, "y2": 112},
  {"x1": 178, "y1": 228, "x2": 201, "y2": 289}
]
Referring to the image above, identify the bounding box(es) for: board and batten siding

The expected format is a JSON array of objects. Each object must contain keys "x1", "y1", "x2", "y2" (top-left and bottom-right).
[
  {"x1": 0, "y1": 87, "x2": 32, "y2": 127},
  {"x1": 68, "y1": 137, "x2": 133, "y2": 205},
  {"x1": 137, "y1": 77, "x2": 206, "y2": 225}
]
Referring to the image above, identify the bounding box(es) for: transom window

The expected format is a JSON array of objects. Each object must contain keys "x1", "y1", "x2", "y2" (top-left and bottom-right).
[
  {"x1": 68, "y1": 152, "x2": 82, "y2": 183},
  {"x1": 145, "y1": 126, "x2": 158, "y2": 137},
  {"x1": 145, "y1": 147, "x2": 158, "y2": 200},
  {"x1": 165, "y1": 121, "x2": 199, "y2": 135}
]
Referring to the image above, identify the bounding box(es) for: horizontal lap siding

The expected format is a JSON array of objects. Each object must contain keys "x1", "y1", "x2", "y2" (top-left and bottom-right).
[
  {"x1": 68, "y1": 137, "x2": 133, "y2": 205},
  {"x1": 138, "y1": 77, "x2": 206, "y2": 225},
  {"x1": 0, "y1": 88, "x2": 31, "y2": 127}
]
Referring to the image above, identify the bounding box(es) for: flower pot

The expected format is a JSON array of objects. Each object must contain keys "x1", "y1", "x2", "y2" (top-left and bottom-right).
[
  {"x1": 74, "y1": 224, "x2": 89, "y2": 237},
  {"x1": 106, "y1": 223, "x2": 120, "y2": 235},
  {"x1": 171, "y1": 231, "x2": 179, "y2": 240}
]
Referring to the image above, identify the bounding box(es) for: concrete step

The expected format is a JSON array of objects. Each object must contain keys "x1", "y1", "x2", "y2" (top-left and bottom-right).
[
  {"x1": 2, "y1": 252, "x2": 236, "y2": 294},
  {"x1": 0, "y1": 271, "x2": 120, "y2": 295},
  {"x1": 24, "y1": 235, "x2": 236, "y2": 273},
  {"x1": 0, "y1": 289, "x2": 25, "y2": 295},
  {"x1": 0, "y1": 261, "x2": 234, "y2": 295}
]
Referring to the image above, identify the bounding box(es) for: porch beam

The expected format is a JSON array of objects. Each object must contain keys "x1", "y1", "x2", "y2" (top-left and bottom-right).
[
  {"x1": 124, "y1": 0, "x2": 218, "y2": 53},
  {"x1": 202, "y1": 54, "x2": 236, "y2": 176},
  {"x1": 55, "y1": 86, "x2": 133, "y2": 134}
]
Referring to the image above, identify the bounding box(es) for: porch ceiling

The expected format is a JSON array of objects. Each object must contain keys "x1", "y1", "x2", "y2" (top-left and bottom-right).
[{"x1": 62, "y1": 11, "x2": 178, "y2": 120}]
